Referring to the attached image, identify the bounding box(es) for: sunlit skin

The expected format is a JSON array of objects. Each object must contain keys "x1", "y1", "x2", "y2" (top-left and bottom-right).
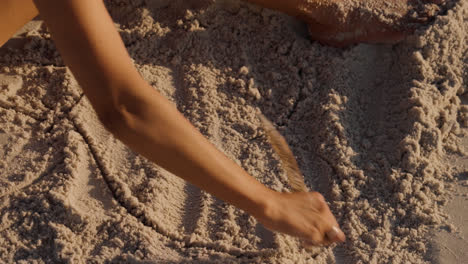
[
  {"x1": 247, "y1": 0, "x2": 445, "y2": 46},
  {"x1": 0, "y1": 0, "x2": 442, "y2": 246}
]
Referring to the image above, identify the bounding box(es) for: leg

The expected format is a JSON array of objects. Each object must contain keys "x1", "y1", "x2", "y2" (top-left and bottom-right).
[
  {"x1": 0, "y1": 0, "x2": 39, "y2": 47},
  {"x1": 245, "y1": 0, "x2": 447, "y2": 46}
]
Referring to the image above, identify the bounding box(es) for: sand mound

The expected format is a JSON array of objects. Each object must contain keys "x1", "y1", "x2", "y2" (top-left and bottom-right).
[{"x1": 0, "y1": 0, "x2": 467, "y2": 263}]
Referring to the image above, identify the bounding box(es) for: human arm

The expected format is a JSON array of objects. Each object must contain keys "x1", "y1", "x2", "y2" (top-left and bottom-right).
[
  {"x1": 32, "y1": 0, "x2": 344, "y2": 244},
  {"x1": 0, "y1": 0, "x2": 38, "y2": 47}
]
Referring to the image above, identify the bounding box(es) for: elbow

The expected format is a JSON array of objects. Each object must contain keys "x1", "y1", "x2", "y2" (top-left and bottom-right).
[
  {"x1": 96, "y1": 104, "x2": 134, "y2": 137},
  {"x1": 92, "y1": 83, "x2": 150, "y2": 138}
]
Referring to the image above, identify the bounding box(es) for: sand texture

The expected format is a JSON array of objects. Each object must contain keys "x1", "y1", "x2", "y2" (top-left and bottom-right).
[{"x1": 0, "y1": 0, "x2": 467, "y2": 263}]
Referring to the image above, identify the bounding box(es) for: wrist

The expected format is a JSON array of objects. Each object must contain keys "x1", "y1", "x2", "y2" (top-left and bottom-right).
[{"x1": 245, "y1": 185, "x2": 279, "y2": 221}]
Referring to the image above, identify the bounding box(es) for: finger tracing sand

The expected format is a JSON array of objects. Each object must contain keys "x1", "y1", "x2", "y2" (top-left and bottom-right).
[{"x1": 0, "y1": 0, "x2": 467, "y2": 263}]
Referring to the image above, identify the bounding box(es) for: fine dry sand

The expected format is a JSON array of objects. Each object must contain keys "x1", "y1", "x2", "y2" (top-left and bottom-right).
[{"x1": 0, "y1": 0, "x2": 467, "y2": 263}]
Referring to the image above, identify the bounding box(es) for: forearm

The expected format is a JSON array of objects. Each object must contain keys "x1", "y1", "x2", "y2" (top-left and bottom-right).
[
  {"x1": 31, "y1": 0, "x2": 346, "y2": 245},
  {"x1": 33, "y1": 0, "x2": 275, "y2": 218},
  {"x1": 0, "y1": 0, "x2": 38, "y2": 47},
  {"x1": 109, "y1": 79, "x2": 275, "y2": 217}
]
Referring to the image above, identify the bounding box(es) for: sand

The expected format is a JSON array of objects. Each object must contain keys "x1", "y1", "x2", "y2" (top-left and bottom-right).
[{"x1": 0, "y1": 0, "x2": 467, "y2": 263}]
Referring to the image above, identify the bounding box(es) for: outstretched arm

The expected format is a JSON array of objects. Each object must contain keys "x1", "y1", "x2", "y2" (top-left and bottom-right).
[
  {"x1": 32, "y1": 0, "x2": 344, "y2": 245},
  {"x1": 32, "y1": 0, "x2": 274, "y2": 221}
]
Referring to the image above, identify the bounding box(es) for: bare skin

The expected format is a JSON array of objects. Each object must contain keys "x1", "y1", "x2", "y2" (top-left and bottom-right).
[
  {"x1": 0, "y1": 0, "x2": 38, "y2": 47},
  {"x1": 0, "y1": 0, "x2": 443, "y2": 247},
  {"x1": 247, "y1": 0, "x2": 446, "y2": 46},
  {"x1": 303, "y1": 0, "x2": 446, "y2": 46}
]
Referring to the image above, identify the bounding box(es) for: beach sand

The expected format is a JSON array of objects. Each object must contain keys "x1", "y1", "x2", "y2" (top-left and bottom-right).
[{"x1": 0, "y1": 0, "x2": 467, "y2": 263}]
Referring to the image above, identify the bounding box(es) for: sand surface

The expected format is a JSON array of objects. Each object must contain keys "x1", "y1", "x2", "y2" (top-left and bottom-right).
[{"x1": 0, "y1": 0, "x2": 467, "y2": 263}]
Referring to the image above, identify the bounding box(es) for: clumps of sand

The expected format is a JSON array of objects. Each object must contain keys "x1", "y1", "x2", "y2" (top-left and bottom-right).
[
  {"x1": 301, "y1": 0, "x2": 452, "y2": 29},
  {"x1": 0, "y1": 0, "x2": 467, "y2": 263}
]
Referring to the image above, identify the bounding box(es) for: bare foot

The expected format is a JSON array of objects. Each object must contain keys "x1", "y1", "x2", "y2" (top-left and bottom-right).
[{"x1": 297, "y1": 0, "x2": 448, "y2": 46}]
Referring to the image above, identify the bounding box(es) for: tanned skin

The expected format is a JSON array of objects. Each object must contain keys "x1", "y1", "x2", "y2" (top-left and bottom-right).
[
  {"x1": 0, "y1": 0, "x2": 38, "y2": 47},
  {"x1": 1, "y1": 0, "x2": 441, "y2": 246}
]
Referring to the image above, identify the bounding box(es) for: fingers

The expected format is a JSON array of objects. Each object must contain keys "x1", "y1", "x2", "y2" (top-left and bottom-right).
[
  {"x1": 303, "y1": 226, "x2": 326, "y2": 246},
  {"x1": 313, "y1": 224, "x2": 345, "y2": 245},
  {"x1": 302, "y1": 192, "x2": 346, "y2": 246},
  {"x1": 302, "y1": 226, "x2": 345, "y2": 248},
  {"x1": 265, "y1": 191, "x2": 346, "y2": 248},
  {"x1": 308, "y1": 192, "x2": 326, "y2": 210},
  {"x1": 309, "y1": 192, "x2": 345, "y2": 242},
  {"x1": 302, "y1": 239, "x2": 321, "y2": 248},
  {"x1": 325, "y1": 226, "x2": 346, "y2": 243}
]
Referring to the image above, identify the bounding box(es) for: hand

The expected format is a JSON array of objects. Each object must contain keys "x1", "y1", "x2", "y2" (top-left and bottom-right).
[{"x1": 256, "y1": 191, "x2": 345, "y2": 246}]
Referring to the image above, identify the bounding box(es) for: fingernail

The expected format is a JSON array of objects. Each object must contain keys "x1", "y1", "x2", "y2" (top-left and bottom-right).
[
  {"x1": 335, "y1": 227, "x2": 346, "y2": 242},
  {"x1": 327, "y1": 226, "x2": 345, "y2": 242},
  {"x1": 326, "y1": 226, "x2": 338, "y2": 240}
]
